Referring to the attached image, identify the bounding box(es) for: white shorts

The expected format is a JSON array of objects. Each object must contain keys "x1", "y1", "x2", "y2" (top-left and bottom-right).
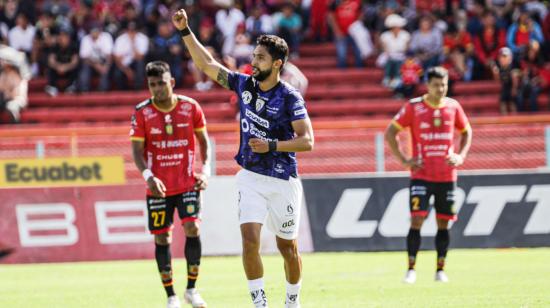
[{"x1": 236, "y1": 169, "x2": 303, "y2": 240}]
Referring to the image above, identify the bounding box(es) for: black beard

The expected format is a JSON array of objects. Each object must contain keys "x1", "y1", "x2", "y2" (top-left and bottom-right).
[{"x1": 253, "y1": 67, "x2": 272, "y2": 81}]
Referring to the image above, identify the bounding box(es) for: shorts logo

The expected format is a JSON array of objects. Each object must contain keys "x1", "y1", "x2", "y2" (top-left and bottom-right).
[
  {"x1": 149, "y1": 198, "x2": 164, "y2": 205},
  {"x1": 242, "y1": 91, "x2": 252, "y2": 105},
  {"x1": 287, "y1": 204, "x2": 294, "y2": 215},
  {"x1": 187, "y1": 204, "x2": 195, "y2": 214},
  {"x1": 282, "y1": 219, "x2": 295, "y2": 228}
]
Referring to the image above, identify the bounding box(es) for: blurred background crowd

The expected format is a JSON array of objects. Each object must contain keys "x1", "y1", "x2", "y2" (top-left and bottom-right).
[{"x1": 0, "y1": 0, "x2": 550, "y2": 123}]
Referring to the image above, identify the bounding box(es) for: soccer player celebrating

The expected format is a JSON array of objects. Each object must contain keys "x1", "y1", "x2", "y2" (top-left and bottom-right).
[
  {"x1": 173, "y1": 9, "x2": 314, "y2": 308},
  {"x1": 385, "y1": 66, "x2": 472, "y2": 284},
  {"x1": 130, "y1": 61, "x2": 211, "y2": 308}
]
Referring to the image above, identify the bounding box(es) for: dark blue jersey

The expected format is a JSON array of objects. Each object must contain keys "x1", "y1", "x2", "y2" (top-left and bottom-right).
[{"x1": 228, "y1": 71, "x2": 309, "y2": 180}]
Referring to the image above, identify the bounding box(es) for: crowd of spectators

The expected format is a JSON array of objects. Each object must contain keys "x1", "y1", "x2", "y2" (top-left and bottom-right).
[
  {"x1": 0, "y1": 0, "x2": 549, "y2": 122},
  {"x1": 370, "y1": 0, "x2": 550, "y2": 113},
  {"x1": 0, "y1": 0, "x2": 315, "y2": 96}
]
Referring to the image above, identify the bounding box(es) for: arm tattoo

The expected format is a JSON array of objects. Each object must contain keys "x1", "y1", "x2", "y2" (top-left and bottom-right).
[{"x1": 216, "y1": 69, "x2": 230, "y2": 89}]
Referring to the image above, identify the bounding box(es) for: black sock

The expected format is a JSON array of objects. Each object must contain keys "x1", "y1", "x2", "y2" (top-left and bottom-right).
[
  {"x1": 185, "y1": 236, "x2": 202, "y2": 289},
  {"x1": 407, "y1": 228, "x2": 421, "y2": 270},
  {"x1": 155, "y1": 243, "x2": 175, "y2": 297},
  {"x1": 435, "y1": 229, "x2": 450, "y2": 271}
]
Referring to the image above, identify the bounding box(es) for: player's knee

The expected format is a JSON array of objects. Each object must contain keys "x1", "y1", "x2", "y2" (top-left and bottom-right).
[
  {"x1": 277, "y1": 240, "x2": 299, "y2": 260},
  {"x1": 436, "y1": 218, "x2": 449, "y2": 229},
  {"x1": 410, "y1": 216, "x2": 425, "y2": 229},
  {"x1": 155, "y1": 233, "x2": 172, "y2": 245},
  {"x1": 242, "y1": 234, "x2": 261, "y2": 253},
  {"x1": 184, "y1": 222, "x2": 200, "y2": 237}
]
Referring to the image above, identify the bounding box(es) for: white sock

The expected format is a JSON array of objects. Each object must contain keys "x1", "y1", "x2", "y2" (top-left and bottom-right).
[
  {"x1": 285, "y1": 280, "x2": 301, "y2": 306},
  {"x1": 248, "y1": 278, "x2": 267, "y2": 307}
]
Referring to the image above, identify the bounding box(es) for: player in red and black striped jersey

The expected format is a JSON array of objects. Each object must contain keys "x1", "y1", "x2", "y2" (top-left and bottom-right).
[
  {"x1": 130, "y1": 61, "x2": 210, "y2": 308},
  {"x1": 386, "y1": 66, "x2": 473, "y2": 284}
]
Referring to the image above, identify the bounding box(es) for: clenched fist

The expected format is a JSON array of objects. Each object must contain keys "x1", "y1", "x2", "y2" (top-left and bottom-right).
[{"x1": 172, "y1": 9, "x2": 188, "y2": 30}]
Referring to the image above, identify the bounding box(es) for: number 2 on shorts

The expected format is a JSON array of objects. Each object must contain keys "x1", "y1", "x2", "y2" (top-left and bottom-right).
[{"x1": 411, "y1": 197, "x2": 420, "y2": 211}]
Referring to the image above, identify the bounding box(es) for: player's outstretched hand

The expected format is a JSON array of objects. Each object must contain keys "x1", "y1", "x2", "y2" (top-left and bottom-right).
[
  {"x1": 402, "y1": 158, "x2": 423, "y2": 170},
  {"x1": 194, "y1": 174, "x2": 208, "y2": 191},
  {"x1": 248, "y1": 138, "x2": 269, "y2": 153},
  {"x1": 147, "y1": 177, "x2": 167, "y2": 197},
  {"x1": 446, "y1": 153, "x2": 464, "y2": 166},
  {"x1": 172, "y1": 9, "x2": 188, "y2": 30}
]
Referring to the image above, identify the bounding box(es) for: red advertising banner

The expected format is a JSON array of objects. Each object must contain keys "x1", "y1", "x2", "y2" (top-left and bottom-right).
[{"x1": 0, "y1": 184, "x2": 186, "y2": 264}]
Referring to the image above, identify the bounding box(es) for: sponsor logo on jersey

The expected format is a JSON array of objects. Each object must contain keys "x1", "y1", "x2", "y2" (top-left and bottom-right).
[
  {"x1": 267, "y1": 106, "x2": 279, "y2": 114},
  {"x1": 178, "y1": 103, "x2": 192, "y2": 116},
  {"x1": 420, "y1": 132, "x2": 453, "y2": 141},
  {"x1": 156, "y1": 153, "x2": 184, "y2": 161},
  {"x1": 143, "y1": 107, "x2": 157, "y2": 120},
  {"x1": 274, "y1": 163, "x2": 285, "y2": 174},
  {"x1": 245, "y1": 109, "x2": 269, "y2": 128},
  {"x1": 294, "y1": 109, "x2": 306, "y2": 116},
  {"x1": 151, "y1": 139, "x2": 189, "y2": 149}
]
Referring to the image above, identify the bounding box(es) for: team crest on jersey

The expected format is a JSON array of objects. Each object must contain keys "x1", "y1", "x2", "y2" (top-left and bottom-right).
[
  {"x1": 433, "y1": 109, "x2": 441, "y2": 127},
  {"x1": 164, "y1": 114, "x2": 173, "y2": 135},
  {"x1": 187, "y1": 204, "x2": 195, "y2": 214},
  {"x1": 242, "y1": 91, "x2": 252, "y2": 104},
  {"x1": 255, "y1": 99, "x2": 265, "y2": 112}
]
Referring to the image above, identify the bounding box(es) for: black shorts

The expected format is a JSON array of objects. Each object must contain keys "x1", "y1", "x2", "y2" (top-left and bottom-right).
[
  {"x1": 409, "y1": 179, "x2": 457, "y2": 221},
  {"x1": 146, "y1": 191, "x2": 201, "y2": 234},
  {"x1": 500, "y1": 86, "x2": 513, "y2": 102}
]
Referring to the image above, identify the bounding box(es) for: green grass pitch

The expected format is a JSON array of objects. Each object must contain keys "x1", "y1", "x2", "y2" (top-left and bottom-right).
[{"x1": 1, "y1": 248, "x2": 549, "y2": 307}]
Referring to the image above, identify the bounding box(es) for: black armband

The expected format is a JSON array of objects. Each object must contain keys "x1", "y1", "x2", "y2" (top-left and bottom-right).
[
  {"x1": 268, "y1": 140, "x2": 277, "y2": 152},
  {"x1": 179, "y1": 27, "x2": 191, "y2": 37}
]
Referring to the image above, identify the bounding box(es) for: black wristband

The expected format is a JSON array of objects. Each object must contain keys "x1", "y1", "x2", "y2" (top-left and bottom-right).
[
  {"x1": 268, "y1": 140, "x2": 277, "y2": 152},
  {"x1": 179, "y1": 27, "x2": 191, "y2": 37}
]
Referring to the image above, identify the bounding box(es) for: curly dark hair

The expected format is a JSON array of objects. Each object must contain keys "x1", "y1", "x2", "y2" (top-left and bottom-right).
[
  {"x1": 256, "y1": 35, "x2": 289, "y2": 67},
  {"x1": 146, "y1": 61, "x2": 170, "y2": 77}
]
